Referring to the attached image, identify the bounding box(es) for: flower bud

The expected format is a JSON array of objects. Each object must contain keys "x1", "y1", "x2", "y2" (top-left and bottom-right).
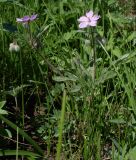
[{"x1": 9, "y1": 42, "x2": 20, "y2": 52}]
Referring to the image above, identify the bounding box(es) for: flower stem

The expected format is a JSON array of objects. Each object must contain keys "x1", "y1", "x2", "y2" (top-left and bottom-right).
[{"x1": 91, "y1": 29, "x2": 96, "y2": 80}]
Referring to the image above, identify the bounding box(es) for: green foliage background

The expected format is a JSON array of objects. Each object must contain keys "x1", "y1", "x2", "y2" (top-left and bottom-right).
[{"x1": 0, "y1": 0, "x2": 136, "y2": 159}]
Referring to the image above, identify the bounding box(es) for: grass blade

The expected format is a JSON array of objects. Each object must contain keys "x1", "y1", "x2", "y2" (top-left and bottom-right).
[
  {"x1": 0, "y1": 115, "x2": 44, "y2": 156},
  {"x1": 56, "y1": 90, "x2": 67, "y2": 160}
]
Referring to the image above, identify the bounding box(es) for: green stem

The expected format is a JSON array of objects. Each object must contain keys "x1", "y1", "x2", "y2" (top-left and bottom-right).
[
  {"x1": 27, "y1": 23, "x2": 33, "y2": 47},
  {"x1": 91, "y1": 29, "x2": 96, "y2": 80},
  {"x1": 19, "y1": 51, "x2": 24, "y2": 129},
  {"x1": 16, "y1": 127, "x2": 19, "y2": 160},
  {"x1": 0, "y1": 115, "x2": 44, "y2": 156}
]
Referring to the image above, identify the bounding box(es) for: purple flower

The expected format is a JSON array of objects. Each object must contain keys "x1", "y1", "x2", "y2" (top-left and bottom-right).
[
  {"x1": 16, "y1": 14, "x2": 38, "y2": 23},
  {"x1": 78, "y1": 11, "x2": 100, "y2": 28}
]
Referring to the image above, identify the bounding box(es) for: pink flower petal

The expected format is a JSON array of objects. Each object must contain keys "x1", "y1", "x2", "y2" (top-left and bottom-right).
[
  {"x1": 78, "y1": 16, "x2": 89, "y2": 22},
  {"x1": 88, "y1": 21, "x2": 97, "y2": 26},
  {"x1": 78, "y1": 10, "x2": 100, "y2": 28},
  {"x1": 22, "y1": 16, "x2": 30, "y2": 22},
  {"x1": 16, "y1": 18, "x2": 23, "y2": 22},
  {"x1": 91, "y1": 15, "x2": 100, "y2": 21},
  {"x1": 86, "y1": 11, "x2": 93, "y2": 19},
  {"x1": 30, "y1": 14, "x2": 37, "y2": 21},
  {"x1": 79, "y1": 22, "x2": 89, "y2": 28}
]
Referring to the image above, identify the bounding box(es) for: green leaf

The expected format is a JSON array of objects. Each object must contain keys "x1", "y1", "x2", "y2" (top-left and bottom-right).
[
  {"x1": 0, "y1": 101, "x2": 6, "y2": 109},
  {"x1": 0, "y1": 109, "x2": 8, "y2": 115},
  {"x1": 6, "y1": 85, "x2": 30, "y2": 97},
  {"x1": 109, "y1": 118, "x2": 126, "y2": 124},
  {"x1": 97, "y1": 68, "x2": 117, "y2": 84},
  {"x1": 5, "y1": 129, "x2": 12, "y2": 138},
  {"x1": 70, "y1": 85, "x2": 81, "y2": 93},
  {"x1": 126, "y1": 31, "x2": 136, "y2": 42},
  {"x1": 0, "y1": 0, "x2": 14, "y2": 2},
  {"x1": 0, "y1": 0, "x2": 8, "y2": 2},
  {"x1": 0, "y1": 101, "x2": 8, "y2": 115},
  {"x1": 53, "y1": 75, "x2": 77, "y2": 82},
  {"x1": 63, "y1": 30, "x2": 77, "y2": 41},
  {"x1": 110, "y1": 13, "x2": 129, "y2": 24},
  {"x1": 112, "y1": 47, "x2": 122, "y2": 58},
  {"x1": 108, "y1": 0, "x2": 116, "y2": 5},
  {"x1": 112, "y1": 52, "x2": 136, "y2": 65},
  {"x1": 0, "y1": 150, "x2": 40, "y2": 158},
  {"x1": 126, "y1": 146, "x2": 136, "y2": 160},
  {"x1": 0, "y1": 115, "x2": 44, "y2": 156},
  {"x1": 111, "y1": 53, "x2": 129, "y2": 65}
]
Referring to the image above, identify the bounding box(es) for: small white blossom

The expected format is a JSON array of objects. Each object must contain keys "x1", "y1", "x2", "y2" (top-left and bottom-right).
[{"x1": 9, "y1": 42, "x2": 20, "y2": 52}]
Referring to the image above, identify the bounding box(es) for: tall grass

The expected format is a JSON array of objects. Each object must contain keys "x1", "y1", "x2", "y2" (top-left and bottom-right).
[{"x1": 0, "y1": 0, "x2": 136, "y2": 159}]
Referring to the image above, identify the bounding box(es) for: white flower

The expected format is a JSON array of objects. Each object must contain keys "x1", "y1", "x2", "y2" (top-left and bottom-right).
[{"x1": 9, "y1": 42, "x2": 20, "y2": 52}]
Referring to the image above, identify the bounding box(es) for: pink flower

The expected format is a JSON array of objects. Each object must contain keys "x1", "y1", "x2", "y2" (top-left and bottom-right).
[
  {"x1": 78, "y1": 11, "x2": 100, "y2": 28},
  {"x1": 16, "y1": 14, "x2": 37, "y2": 23}
]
